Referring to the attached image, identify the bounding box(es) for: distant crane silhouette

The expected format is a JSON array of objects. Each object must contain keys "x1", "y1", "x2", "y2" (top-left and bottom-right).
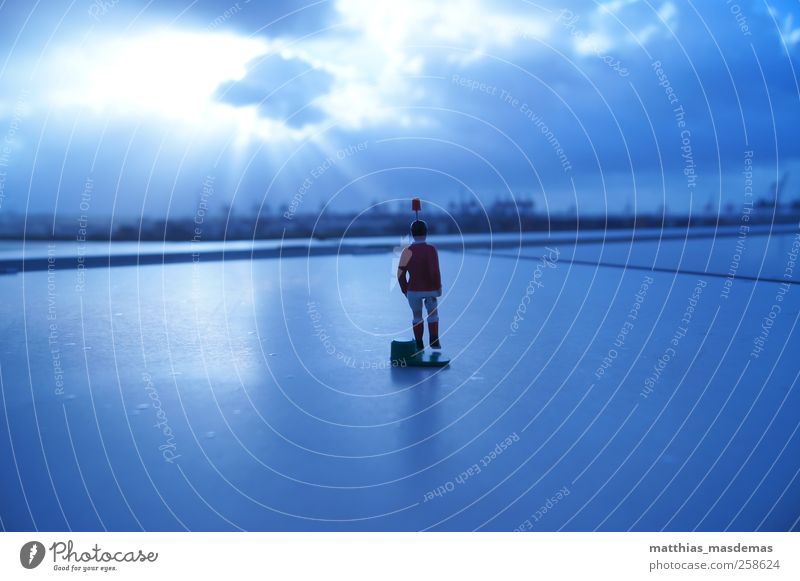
[
  {"x1": 757, "y1": 171, "x2": 790, "y2": 210},
  {"x1": 773, "y1": 171, "x2": 790, "y2": 208}
]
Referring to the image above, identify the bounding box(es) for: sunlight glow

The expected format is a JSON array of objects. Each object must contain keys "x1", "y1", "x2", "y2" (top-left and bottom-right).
[
  {"x1": 43, "y1": 2, "x2": 555, "y2": 142},
  {"x1": 52, "y1": 29, "x2": 269, "y2": 122},
  {"x1": 26, "y1": 1, "x2": 683, "y2": 148}
]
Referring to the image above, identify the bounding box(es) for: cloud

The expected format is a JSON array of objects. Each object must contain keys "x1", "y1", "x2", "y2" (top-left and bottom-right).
[
  {"x1": 1, "y1": 0, "x2": 800, "y2": 219},
  {"x1": 265, "y1": 0, "x2": 555, "y2": 131},
  {"x1": 215, "y1": 53, "x2": 333, "y2": 128},
  {"x1": 334, "y1": 0, "x2": 549, "y2": 63},
  {"x1": 573, "y1": 0, "x2": 679, "y2": 52},
  {"x1": 776, "y1": 11, "x2": 800, "y2": 47},
  {"x1": 635, "y1": 1, "x2": 678, "y2": 44},
  {"x1": 21, "y1": 0, "x2": 686, "y2": 143},
  {"x1": 22, "y1": 0, "x2": 558, "y2": 140}
]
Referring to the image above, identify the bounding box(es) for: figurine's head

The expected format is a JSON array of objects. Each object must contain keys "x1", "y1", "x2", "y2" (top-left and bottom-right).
[{"x1": 410, "y1": 220, "x2": 428, "y2": 240}]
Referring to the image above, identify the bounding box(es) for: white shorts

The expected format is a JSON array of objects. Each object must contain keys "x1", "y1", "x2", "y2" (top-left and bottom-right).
[{"x1": 406, "y1": 290, "x2": 441, "y2": 323}]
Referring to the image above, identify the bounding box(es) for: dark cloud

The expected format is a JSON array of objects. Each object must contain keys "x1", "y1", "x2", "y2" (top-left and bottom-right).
[
  {"x1": 0, "y1": 0, "x2": 799, "y2": 218},
  {"x1": 215, "y1": 53, "x2": 333, "y2": 128}
]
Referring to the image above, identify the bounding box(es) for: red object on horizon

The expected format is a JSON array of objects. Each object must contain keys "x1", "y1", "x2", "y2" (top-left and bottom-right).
[{"x1": 412, "y1": 198, "x2": 421, "y2": 212}]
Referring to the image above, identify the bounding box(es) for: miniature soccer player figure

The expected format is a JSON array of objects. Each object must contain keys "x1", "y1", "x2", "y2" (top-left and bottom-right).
[{"x1": 397, "y1": 219, "x2": 442, "y2": 352}]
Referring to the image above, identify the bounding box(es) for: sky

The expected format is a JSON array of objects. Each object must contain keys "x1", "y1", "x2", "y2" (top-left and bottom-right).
[{"x1": 0, "y1": 0, "x2": 799, "y2": 223}]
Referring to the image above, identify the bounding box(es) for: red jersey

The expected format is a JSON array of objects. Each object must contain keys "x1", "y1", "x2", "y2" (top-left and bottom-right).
[{"x1": 398, "y1": 242, "x2": 442, "y2": 293}]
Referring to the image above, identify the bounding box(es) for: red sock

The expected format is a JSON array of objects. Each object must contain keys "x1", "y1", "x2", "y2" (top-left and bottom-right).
[
  {"x1": 428, "y1": 321, "x2": 440, "y2": 348},
  {"x1": 413, "y1": 322, "x2": 424, "y2": 347}
]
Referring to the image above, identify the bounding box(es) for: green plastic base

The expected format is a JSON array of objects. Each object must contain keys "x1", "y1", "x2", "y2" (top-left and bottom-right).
[
  {"x1": 391, "y1": 339, "x2": 450, "y2": 368},
  {"x1": 406, "y1": 351, "x2": 450, "y2": 367}
]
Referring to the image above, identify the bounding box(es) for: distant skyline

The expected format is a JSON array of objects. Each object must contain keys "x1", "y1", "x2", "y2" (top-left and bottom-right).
[{"x1": 0, "y1": 0, "x2": 799, "y2": 224}]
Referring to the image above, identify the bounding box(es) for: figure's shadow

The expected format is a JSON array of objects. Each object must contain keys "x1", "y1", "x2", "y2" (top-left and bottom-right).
[{"x1": 390, "y1": 365, "x2": 450, "y2": 469}]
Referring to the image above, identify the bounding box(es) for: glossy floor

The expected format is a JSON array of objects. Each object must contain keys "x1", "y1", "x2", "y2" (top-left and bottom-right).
[{"x1": 1, "y1": 232, "x2": 798, "y2": 530}]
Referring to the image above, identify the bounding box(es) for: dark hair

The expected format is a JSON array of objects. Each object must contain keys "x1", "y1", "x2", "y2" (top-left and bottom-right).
[{"x1": 410, "y1": 220, "x2": 427, "y2": 238}]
